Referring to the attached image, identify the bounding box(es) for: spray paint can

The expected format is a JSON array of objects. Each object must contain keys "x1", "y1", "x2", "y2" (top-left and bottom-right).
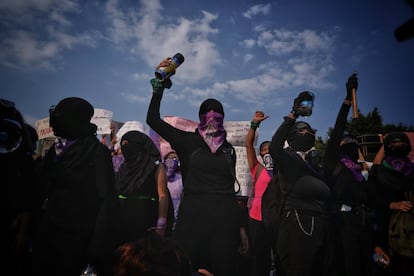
[{"x1": 155, "y1": 53, "x2": 185, "y2": 81}]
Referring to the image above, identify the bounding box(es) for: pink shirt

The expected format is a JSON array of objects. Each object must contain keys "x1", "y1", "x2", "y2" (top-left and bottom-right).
[{"x1": 249, "y1": 163, "x2": 271, "y2": 221}]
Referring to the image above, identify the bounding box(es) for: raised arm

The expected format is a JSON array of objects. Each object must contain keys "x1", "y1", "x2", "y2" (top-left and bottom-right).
[
  {"x1": 245, "y1": 111, "x2": 269, "y2": 170},
  {"x1": 154, "y1": 164, "x2": 169, "y2": 236}
]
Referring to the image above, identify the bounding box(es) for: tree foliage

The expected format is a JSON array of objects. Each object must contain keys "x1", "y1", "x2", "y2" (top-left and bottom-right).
[{"x1": 315, "y1": 106, "x2": 414, "y2": 159}]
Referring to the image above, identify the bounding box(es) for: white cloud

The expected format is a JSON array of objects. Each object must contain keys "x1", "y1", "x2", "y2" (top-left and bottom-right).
[
  {"x1": 120, "y1": 92, "x2": 149, "y2": 104},
  {"x1": 243, "y1": 3, "x2": 271, "y2": 19},
  {"x1": 0, "y1": 0, "x2": 99, "y2": 70},
  {"x1": 241, "y1": 39, "x2": 256, "y2": 48},
  {"x1": 104, "y1": 0, "x2": 222, "y2": 83}
]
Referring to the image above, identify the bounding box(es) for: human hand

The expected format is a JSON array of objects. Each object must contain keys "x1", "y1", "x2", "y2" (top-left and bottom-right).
[
  {"x1": 156, "y1": 57, "x2": 176, "y2": 78},
  {"x1": 389, "y1": 200, "x2": 412, "y2": 212},
  {"x1": 346, "y1": 72, "x2": 358, "y2": 100},
  {"x1": 252, "y1": 111, "x2": 269, "y2": 124},
  {"x1": 150, "y1": 78, "x2": 172, "y2": 94},
  {"x1": 238, "y1": 227, "x2": 249, "y2": 255},
  {"x1": 196, "y1": 269, "x2": 214, "y2": 276},
  {"x1": 292, "y1": 91, "x2": 314, "y2": 117},
  {"x1": 374, "y1": 246, "x2": 391, "y2": 267}
]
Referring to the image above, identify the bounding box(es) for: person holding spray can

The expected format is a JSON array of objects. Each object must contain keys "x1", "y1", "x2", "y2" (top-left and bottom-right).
[
  {"x1": 147, "y1": 55, "x2": 249, "y2": 276},
  {"x1": 154, "y1": 53, "x2": 185, "y2": 81}
]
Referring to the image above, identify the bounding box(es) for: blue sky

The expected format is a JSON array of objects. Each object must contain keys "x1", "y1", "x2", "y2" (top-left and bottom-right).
[{"x1": 1, "y1": 0, "x2": 413, "y2": 144}]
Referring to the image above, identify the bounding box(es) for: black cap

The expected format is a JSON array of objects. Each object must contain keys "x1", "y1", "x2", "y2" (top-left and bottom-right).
[{"x1": 198, "y1": 98, "x2": 224, "y2": 117}]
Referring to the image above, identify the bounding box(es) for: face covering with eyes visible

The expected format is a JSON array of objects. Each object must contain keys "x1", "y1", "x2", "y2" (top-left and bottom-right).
[
  {"x1": 165, "y1": 158, "x2": 179, "y2": 179},
  {"x1": 339, "y1": 142, "x2": 360, "y2": 161},
  {"x1": 197, "y1": 111, "x2": 225, "y2": 153},
  {"x1": 287, "y1": 122, "x2": 315, "y2": 152},
  {"x1": 262, "y1": 153, "x2": 273, "y2": 177}
]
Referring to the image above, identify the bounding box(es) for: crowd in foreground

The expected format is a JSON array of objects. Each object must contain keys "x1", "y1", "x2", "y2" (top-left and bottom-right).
[{"x1": 3, "y1": 57, "x2": 414, "y2": 276}]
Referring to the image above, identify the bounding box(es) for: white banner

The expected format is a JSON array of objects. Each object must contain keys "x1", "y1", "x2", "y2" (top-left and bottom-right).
[
  {"x1": 115, "y1": 121, "x2": 146, "y2": 146},
  {"x1": 35, "y1": 117, "x2": 54, "y2": 139},
  {"x1": 36, "y1": 108, "x2": 114, "y2": 139},
  {"x1": 92, "y1": 108, "x2": 113, "y2": 135},
  {"x1": 234, "y1": 146, "x2": 253, "y2": 196}
]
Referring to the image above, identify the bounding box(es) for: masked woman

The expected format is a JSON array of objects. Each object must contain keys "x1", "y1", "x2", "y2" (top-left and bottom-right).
[
  {"x1": 245, "y1": 111, "x2": 276, "y2": 276},
  {"x1": 32, "y1": 97, "x2": 116, "y2": 276},
  {"x1": 268, "y1": 91, "x2": 331, "y2": 276},
  {"x1": 368, "y1": 132, "x2": 414, "y2": 275},
  {"x1": 111, "y1": 130, "x2": 170, "y2": 245},
  {"x1": 323, "y1": 74, "x2": 374, "y2": 276},
  {"x1": 164, "y1": 151, "x2": 183, "y2": 230},
  {"x1": 146, "y1": 58, "x2": 247, "y2": 276}
]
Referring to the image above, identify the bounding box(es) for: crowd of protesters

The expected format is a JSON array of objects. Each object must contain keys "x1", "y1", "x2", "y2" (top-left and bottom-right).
[{"x1": 2, "y1": 62, "x2": 414, "y2": 276}]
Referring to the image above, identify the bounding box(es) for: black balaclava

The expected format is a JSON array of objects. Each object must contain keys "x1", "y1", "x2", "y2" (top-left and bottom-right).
[
  {"x1": 287, "y1": 121, "x2": 315, "y2": 152},
  {"x1": 116, "y1": 130, "x2": 160, "y2": 195},
  {"x1": 339, "y1": 134, "x2": 360, "y2": 160},
  {"x1": 384, "y1": 132, "x2": 411, "y2": 157},
  {"x1": 49, "y1": 97, "x2": 97, "y2": 139},
  {"x1": 198, "y1": 98, "x2": 224, "y2": 117}
]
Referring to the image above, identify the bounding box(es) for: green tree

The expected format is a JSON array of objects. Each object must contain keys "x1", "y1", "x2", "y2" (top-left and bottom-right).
[{"x1": 316, "y1": 106, "x2": 414, "y2": 161}]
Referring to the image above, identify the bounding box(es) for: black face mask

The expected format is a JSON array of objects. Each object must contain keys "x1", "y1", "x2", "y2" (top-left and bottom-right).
[
  {"x1": 385, "y1": 143, "x2": 411, "y2": 157},
  {"x1": 121, "y1": 141, "x2": 145, "y2": 162},
  {"x1": 339, "y1": 142, "x2": 359, "y2": 160},
  {"x1": 288, "y1": 133, "x2": 315, "y2": 152}
]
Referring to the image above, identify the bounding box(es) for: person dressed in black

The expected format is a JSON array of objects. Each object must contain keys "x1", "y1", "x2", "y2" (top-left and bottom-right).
[
  {"x1": 323, "y1": 74, "x2": 374, "y2": 276},
  {"x1": 111, "y1": 130, "x2": 171, "y2": 246},
  {"x1": 146, "y1": 57, "x2": 247, "y2": 276},
  {"x1": 32, "y1": 97, "x2": 116, "y2": 276},
  {"x1": 268, "y1": 91, "x2": 331, "y2": 276},
  {"x1": 1, "y1": 98, "x2": 38, "y2": 276},
  {"x1": 369, "y1": 132, "x2": 414, "y2": 275}
]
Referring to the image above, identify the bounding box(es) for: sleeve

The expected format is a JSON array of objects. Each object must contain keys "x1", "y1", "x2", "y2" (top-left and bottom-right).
[
  {"x1": 146, "y1": 92, "x2": 186, "y2": 149},
  {"x1": 268, "y1": 116, "x2": 295, "y2": 168},
  {"x1": 323, "y1": 102, "x2": 351, "y2": 172}
]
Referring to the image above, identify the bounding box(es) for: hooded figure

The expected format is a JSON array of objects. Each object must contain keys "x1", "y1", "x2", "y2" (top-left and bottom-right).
[
  {"x1": 338, "y1": 134, "x2": 360, "y2": 161},
  {"x1": 383, "y1": 132, "x2": 411, "y2": 157},
  {"x1": 197, "y1": 98, "x2": 226, "y2": 154},
  {"x1": 49, "y1": 97, "x2": 97, "y2": 139},
  {"x1": 32, "y1": 97, "x2": 116, "y2": 276},
  {"x1": 382, "y1": 132, "x2": 414, "y2": 176},
  {"x1": 116, "y1": 130, "x2": 161, "y2": 195},
  {"x1": 286, "y1": 121, "x2": 316, "y2": 152}
]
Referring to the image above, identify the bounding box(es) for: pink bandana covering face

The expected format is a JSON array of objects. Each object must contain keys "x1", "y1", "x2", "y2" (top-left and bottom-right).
[{"x1": 197, "y1": 111, "x2": 225, "y2": 153}]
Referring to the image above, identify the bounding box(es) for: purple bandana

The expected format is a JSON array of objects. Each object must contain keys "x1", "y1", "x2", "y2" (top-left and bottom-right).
[
  {"x1": 197, "y1": 111, "x2": 225, "y2": 153},
  {"x1": 54, "y1": 137, "x2": 77, "y2": 156},
  {"x1": 340, "y1": 157, "x2": 364, "y2": 182},
  {"x1": 165, "y1": 158, "x2": 179, "y2": 180},
  {"x1": 383, "y1": 156, "x2": 414, "y2": 176}
]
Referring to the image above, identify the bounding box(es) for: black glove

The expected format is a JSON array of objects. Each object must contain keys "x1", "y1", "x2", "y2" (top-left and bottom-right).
[
  {"x1": 292, "y1": 91, "x2": 314, "y2": 117},
  {"x1": 346, "y1": 73, "x2": 358, "y2": 100},
  {"x1": 150, "y1": 78, "x2": 172, "y2": 94}
]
